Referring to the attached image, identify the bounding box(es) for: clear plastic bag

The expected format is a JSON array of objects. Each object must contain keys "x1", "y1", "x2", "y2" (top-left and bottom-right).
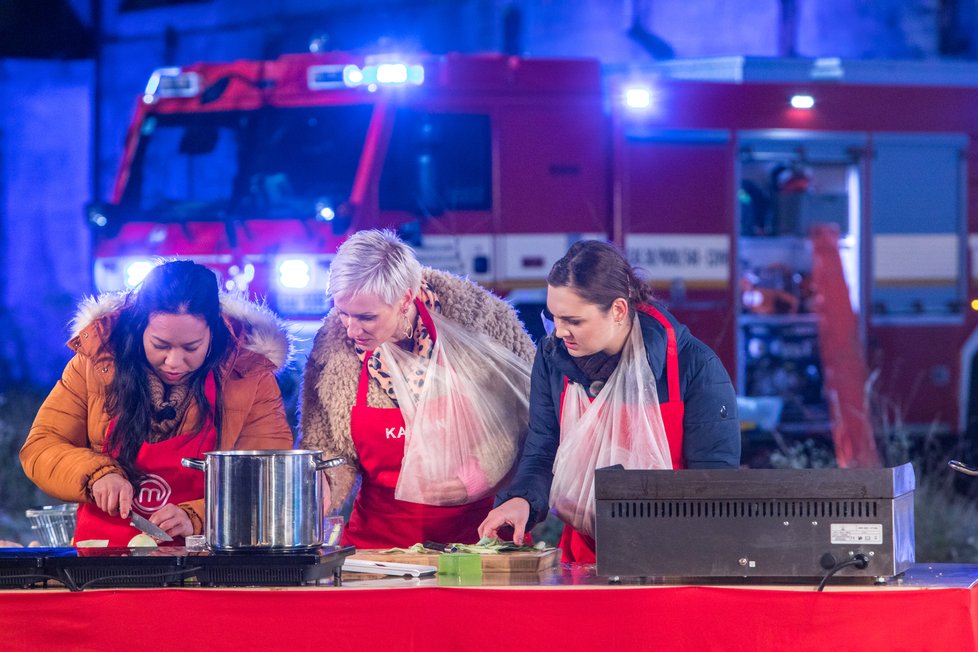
[
  {"x1": 381, "y1": 311, "x2": 531, "y2": 506},
  {"x1": 550, "y1": 316, "x2": 673, "y2": 537}
]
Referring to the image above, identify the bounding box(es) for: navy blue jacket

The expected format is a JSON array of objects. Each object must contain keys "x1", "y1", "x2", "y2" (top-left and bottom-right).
[{"x1": 497, "y1": 302, "x2": 741, "y2": 529}]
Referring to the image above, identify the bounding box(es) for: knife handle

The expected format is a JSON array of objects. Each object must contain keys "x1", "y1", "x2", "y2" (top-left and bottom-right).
[{"x1": 423, "y1": 541, "x2": 458, "y2": 553}]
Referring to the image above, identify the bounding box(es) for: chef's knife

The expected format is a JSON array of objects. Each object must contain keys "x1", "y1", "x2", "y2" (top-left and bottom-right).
[
  {"x1": 423, "y1": 541, "x2": 459, "y2": 553},
  {"x1": 130, "y1": 512, "x2": 174, "y2": 542}
]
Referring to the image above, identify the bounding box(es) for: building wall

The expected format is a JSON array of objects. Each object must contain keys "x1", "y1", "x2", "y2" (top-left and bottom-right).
[
  {"x1": 92, "y1": 0, "x2": 950, "y2": 199},
  {"x1": 0, "y1": 0, "x2": 966, "y2": 387},
  {"x1": 0, "y1": 60, "x2": 92, "y2": 387}
]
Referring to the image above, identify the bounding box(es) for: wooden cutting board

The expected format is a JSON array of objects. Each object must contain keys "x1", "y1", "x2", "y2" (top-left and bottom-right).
[{"x1": 350, "y1": 548, "x2": 560, "y2": 573}]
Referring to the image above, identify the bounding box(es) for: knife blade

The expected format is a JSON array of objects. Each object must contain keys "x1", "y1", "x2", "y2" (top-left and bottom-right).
[{"x1": 130, "y1": 512, "x2": 174, "y2": 542}]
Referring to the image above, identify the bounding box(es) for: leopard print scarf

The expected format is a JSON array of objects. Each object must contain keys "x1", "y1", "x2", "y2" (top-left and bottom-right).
[{"x1": 355, "y1": 281, "x2": 441, "y2": 407}]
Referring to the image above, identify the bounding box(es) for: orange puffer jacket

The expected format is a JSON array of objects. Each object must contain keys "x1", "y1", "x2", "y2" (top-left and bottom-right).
[{"x1": 19, "y1": 292, "x2": 295, "y2": 534}]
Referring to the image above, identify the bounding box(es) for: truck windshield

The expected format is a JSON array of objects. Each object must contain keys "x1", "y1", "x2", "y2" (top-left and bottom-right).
[{"x1": 119, "y1": 105, "x2": 373, "y2": 220}]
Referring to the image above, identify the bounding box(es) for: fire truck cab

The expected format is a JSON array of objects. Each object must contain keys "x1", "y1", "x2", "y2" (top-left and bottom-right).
[
  {"x1": 91, "y1": 52, "x2": 978, "y2": 444},
  {"x1": 91, "y1": 52, "x2": 608, "y2": 343}
]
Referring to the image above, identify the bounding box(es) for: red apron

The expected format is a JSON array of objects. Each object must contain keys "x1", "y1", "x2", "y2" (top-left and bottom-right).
[
  {"x1": 74, "y1": 375, "x2": 218, "y2": 547},
  {"x1": 559, "y1": 303, "x2": 686, "y2": 562},
  {"x1": 343, "y1": 299, "x2": 494, "y2": 549}
]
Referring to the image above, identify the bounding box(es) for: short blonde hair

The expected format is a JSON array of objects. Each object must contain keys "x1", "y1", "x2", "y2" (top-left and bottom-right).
[{"x1": 327, "y1": 229, "x2": 422, "y2": 305}]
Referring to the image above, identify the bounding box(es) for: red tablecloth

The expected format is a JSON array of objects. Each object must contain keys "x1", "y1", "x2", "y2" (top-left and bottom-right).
[{"x1": 1, "y1": 582, "x2": 975, "y2": 651}]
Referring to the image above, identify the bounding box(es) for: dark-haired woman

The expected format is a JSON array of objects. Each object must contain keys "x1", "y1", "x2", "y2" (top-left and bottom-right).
[
  {"x1": 479, "y1": 240, "x2": 740, "y2": 562},
  {"x1": 20, "y1": 261, "x2": 294, "y2": 546}
]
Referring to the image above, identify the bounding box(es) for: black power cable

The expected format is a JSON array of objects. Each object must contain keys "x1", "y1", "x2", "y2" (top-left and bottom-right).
[
  {"x1": 816, "y1": 554, "x2": 869, "y2": 592},
  {"x1": 77, "y1": 566, "x2": 204, "y2": 592},
  {"x1": 60, "y1": 565, "x2": 204, "y2": 592},
  {"x1": 0, "y1": 572, "x2": 63, "y2": 588}
]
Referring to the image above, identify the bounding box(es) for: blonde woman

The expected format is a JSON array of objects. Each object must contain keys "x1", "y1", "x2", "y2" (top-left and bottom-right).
[{"x1": 300, "y1": 230, "x2": 534, "y2": 548}]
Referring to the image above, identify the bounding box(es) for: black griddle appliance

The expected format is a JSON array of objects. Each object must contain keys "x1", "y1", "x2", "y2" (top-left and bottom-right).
[
  {"x1": 192, "y1": 547, "x2": 355, "y2": 587},
  {"x1": 594, "y1": 463, "x2": 915, "y2": 581},
  {"x1": 0, "y1": 547, "x2": 73, "y2": 589},
  {"x1": 0, "y1": 545, "x2": 355, "y2": 590}
]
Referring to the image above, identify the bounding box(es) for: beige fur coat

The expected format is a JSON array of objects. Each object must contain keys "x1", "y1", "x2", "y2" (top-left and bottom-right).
[{"x1": 299, "y1": 268, "x2": 535, "y2": 510}]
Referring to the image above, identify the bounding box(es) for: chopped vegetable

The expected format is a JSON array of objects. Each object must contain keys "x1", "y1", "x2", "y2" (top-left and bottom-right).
[
  {"x1": 75, "y1": 539, "x2": 110, "y2": 548},
  {"x1": 127, "y1": 533, "x2": 158, "y2": 548},
  {"x1": 374, "y1": 537, "x2": 552, "y2": 555},
  {"x1": 375, "y1": 543, "x2": 428, "y2": 554}
]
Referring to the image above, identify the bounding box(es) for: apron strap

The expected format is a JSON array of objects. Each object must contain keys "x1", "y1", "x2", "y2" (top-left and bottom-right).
[
  {"x1": 559, "y1": 376, "x2": 570, "y2": 423},
  {"x1": 355, "y1": 297, "x2": 438, "y2": 408},
  {"x1": 202, "y1": 372, "x2": 218, "y2": 450},
  {"x1": 356, "y1": 354, "x2": 372, "y2": 406},
  {"x1": 414, "y1": 297, "x2": 437, "y2": 341},
  {"x1": 635, "y1": 303, "x2": 681, "y2": 403}
]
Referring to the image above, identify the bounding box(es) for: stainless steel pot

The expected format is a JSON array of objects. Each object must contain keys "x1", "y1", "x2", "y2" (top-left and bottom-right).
[{"x1": 181, "y1": 450, "x2": 344, "y2": 552}]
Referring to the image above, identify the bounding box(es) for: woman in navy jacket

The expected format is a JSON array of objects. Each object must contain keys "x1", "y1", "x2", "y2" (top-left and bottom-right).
[{"x1": 479, "y1": 240, "x2": 740, "y2": 562}]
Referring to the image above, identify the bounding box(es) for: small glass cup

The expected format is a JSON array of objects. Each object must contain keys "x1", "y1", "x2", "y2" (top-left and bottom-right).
[
  {"x1": 323, "y1": 516, "x2": 345, "y2": 547},
  {"x1": 184, "y1": 534, "x2": 207, "y2": 552}
]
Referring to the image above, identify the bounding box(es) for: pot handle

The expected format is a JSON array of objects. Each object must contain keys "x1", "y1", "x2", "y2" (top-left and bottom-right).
[
  {"x1": 181, "y1": 458, "x2": 205, "y2": 471},
  {"x1": 316, "y1": 456, "x2": 346, "y2": 471},
  {"x1": 949, "y1": 460, "x2": 978, "y2": 477}
]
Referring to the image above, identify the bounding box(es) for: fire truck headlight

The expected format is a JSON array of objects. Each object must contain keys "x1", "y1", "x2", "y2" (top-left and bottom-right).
[
  {"x1": 624, "y1": 87, "x2": 653, "y2": 110},
  {"x1": 790, "y1": 94, "x2": 815, "y2": 110},
  {"x1": 278, "y1": 258, "x2": 312, "y2": 289},
  {"x1": 125, "y1": 260, "x2": 156, "y2": 288}
]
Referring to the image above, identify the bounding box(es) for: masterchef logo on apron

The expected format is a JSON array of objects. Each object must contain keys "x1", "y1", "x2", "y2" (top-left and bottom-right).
[{"x1": 133, "y1": 473, "x2": 172, "y2": 513}]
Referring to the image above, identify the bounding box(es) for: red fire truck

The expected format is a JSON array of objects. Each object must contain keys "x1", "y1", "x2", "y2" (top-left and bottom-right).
[{"x1": 88, "y1": 52, "x2": 978, "y2": 446}]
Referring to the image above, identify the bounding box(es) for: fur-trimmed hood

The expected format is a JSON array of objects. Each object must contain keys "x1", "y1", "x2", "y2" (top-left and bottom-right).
[{"x1": 69, "y1": 291, "x2": 293, "y2": 371}]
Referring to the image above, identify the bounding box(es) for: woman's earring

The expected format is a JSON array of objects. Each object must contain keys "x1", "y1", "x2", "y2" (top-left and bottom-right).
[{"x1": 400, "y1": 306, "x2": 413, "y2": 340}]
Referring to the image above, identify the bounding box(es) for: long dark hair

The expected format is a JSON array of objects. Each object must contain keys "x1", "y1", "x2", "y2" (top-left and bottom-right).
[
  {"x1": 547, "y1": 240, "x2": 650, "y2": 314},
  {"x1": 104, "y1": 261, "x2": 232, "y2": 482}
]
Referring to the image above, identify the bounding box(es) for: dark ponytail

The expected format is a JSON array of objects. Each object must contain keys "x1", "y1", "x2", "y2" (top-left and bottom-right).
[
  {"x1": 104, "y1": 261, "x2": 232, "y2": 483},
  {"x1": 547, "y1": 240, "x2": 650, "y2": 314}
]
